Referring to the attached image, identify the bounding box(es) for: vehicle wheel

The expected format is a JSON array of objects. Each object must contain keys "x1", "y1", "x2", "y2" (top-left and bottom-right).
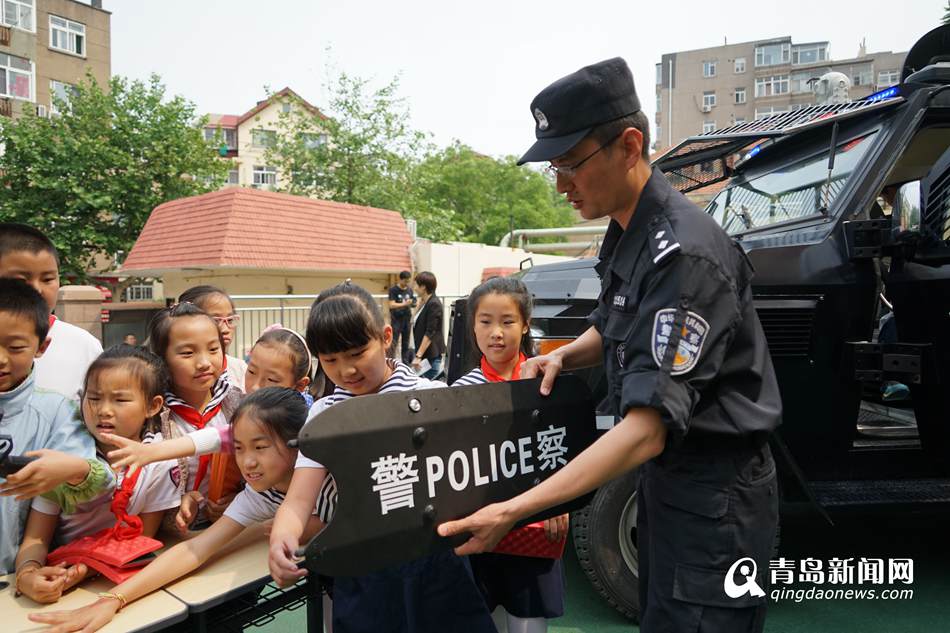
[{"x1": 571, "y1": 468, "x2": 640, "y2": 621}]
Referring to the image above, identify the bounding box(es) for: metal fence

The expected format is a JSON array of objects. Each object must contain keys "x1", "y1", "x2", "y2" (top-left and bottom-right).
[{"x1": 230, "y1": 294, "x2": 463, "y2": 361}]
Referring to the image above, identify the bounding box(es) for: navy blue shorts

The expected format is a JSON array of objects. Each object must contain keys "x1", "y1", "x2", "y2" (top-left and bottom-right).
[{"x1": 470, "y1": 553, "x2": 565, "y2": 619}]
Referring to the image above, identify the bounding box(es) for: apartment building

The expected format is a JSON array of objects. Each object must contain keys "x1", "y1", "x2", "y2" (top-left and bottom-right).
[
  {"x1": 0, "y1": 0, "x2": 109, "y2": 118},
  {"x1": 203, "y1": 87, "x2": 328, "y2": 189},
  {"x1": 654, "y1": 37, "x2": 906, "y2": 153}
]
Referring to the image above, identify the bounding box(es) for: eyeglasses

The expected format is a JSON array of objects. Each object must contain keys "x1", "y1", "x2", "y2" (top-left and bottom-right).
[
  {"x1": 212, "y1": 315, "x2": 241, "y2": 327},
  {"x1": 545, "y1": 132, "x2": 624, "y2": 179}
]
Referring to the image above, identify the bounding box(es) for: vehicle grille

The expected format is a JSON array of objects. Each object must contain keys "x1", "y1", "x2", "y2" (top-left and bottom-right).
[{"x1": 755, "y1": 300, "x2": 817, "y2": 358}]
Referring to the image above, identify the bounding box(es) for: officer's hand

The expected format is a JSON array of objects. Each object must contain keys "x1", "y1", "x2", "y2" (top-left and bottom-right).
[
  {"x1": 437, "y1": 502, "x2": 517, "y2": 556},
  {"x1": 521, "y1": 353, "x2": 563, "y2": 396}
]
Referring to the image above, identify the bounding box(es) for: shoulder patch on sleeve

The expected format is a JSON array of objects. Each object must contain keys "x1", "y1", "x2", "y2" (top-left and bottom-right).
[
  {"x1": 648, "y1": 216, "x2": 681, "y2": 267},
  {"x1": 652, "y1": 308, "x2": 709, "y2": 375}
]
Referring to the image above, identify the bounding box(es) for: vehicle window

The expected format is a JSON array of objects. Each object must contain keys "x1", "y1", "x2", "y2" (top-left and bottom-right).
[{"x1": 706, "y1": 131, "x2": 878, "y2": 235}]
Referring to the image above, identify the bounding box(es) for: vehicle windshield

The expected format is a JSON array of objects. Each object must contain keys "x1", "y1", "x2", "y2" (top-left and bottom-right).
[{"x1": 706, "y1": 131, "x2": 878, "y2": 235}]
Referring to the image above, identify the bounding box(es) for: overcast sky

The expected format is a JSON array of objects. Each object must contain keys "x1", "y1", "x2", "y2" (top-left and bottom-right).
[{"x1": 103, "y1": 0, "x2": 940, "y2": 159}]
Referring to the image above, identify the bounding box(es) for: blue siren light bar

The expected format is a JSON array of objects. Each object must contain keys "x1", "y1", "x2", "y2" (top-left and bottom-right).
[{"x1": 864, "y1": 86, "x2": 901, "y2": 102}]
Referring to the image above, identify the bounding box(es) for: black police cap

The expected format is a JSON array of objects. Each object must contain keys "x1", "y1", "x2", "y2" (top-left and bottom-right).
[{"x1": 517, "y1": 57, "x2": 641, "y2": 166}]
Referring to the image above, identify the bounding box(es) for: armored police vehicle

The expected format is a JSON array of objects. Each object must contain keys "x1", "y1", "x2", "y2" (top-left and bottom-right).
[{"x1": 447, "y1": 25, "x2": 950, "y2": 621}]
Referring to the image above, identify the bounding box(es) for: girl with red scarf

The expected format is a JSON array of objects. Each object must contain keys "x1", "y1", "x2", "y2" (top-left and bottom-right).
[
  {"x1": 147, "y1": 303, "x2": 243, "y2": 525},
  {"x1": 453, "y1": 277, "x2": 568, "y2": 633},
  {"x1": 13, "y1": 345, "x2": 180, "y2": 604}
]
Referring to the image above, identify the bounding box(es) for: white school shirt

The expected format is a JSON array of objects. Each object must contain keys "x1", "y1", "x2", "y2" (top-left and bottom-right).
[
  {"x1": 223, "y1": 485, "x2": 323, "y2": 527},
  {"x1": 34, "y1": 318, "x2": 103, "y2": 402},
  {"x1": 302, "y1": 360, "x2": 446, "y2": 524},
  {"x1": 31, "y1": 432, "x2": 181, "y2": 546},
  {"x1": 226, "y1": 355, "x2": 248, "y2": 394}
]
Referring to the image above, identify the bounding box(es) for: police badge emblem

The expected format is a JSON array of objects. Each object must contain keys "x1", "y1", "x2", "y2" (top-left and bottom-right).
[
  {"x1": 534, "y1": 108, "x2": 550, "y2": 131},
  {"x1": 651, "y1": 308, "x2": 709, "y2": 375}
]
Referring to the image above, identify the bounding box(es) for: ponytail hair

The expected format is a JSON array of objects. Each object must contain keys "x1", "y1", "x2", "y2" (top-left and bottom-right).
[{"x1": 306, "y1": 282, "x2": 386, "y2": 355}]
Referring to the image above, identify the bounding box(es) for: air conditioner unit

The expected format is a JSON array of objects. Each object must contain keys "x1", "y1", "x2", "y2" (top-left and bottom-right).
[
  {"x1": 35, "y1": 104, "x2": 48, "y2": 118},
  {"x1": 701, "y1": 105, "x2": 712, "y2": 113}
]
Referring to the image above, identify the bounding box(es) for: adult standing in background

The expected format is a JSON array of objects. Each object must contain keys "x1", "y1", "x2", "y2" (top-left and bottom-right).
[
  {"x1": 412, "y1": 271, "x2": 445, "y2": 380},
  {"x1": 388, "y1": 270, "x2": 415, "y2": 364}
]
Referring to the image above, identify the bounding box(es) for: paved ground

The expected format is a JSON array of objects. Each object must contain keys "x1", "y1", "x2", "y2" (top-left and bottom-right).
[{"x1": 258, "y1": 510, "x2": 949, "y2": 632}]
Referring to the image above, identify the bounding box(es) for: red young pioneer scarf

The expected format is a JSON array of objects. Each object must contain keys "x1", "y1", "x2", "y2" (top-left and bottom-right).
[
  {"x1": 480, "y1": 353, "x2": 527, "y2": 383},
  {"x1": 109, "y1": 466, "x2": 144, "y2": 538}
]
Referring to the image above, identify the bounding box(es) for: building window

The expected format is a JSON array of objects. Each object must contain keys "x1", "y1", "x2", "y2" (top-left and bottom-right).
[
  {"x1": 702, "y1": 121, "x2": 716, "y2": 134},
  {"x1": 2, "y1": 0, "x2": 33, "y2": 32},
  {"x1": 0, "y1": 52, "x2": 32, "y2": 100},
  {"x1": 703, "y1": 60, "x2": 717, "y2": 78},
  {"x1": 123, "y1": 284, "x2": 153, "y2": 302},
  {"x1": 755, "y1": 106, "x2": 788, "y2": 120},
  {"x1": 791, "y1": 44, "x2": 828, "y2": 66},
  {"x1": 251, "y1": 128, "x2": 277, "y2": 148},
  {"x1": 300, "y1": 132, "x2": 327, "y2": 149},
  {"x1": 655, "y1": 63, "x2": 663, "y2": 85},
  {"x1": 227, "y1": 169, "x2": 239, "y2": 185},
  {"x1": 655, "y1": 126, "x2": 661, "y2": 146},
  {"x1": 204, "y1": 127, "x2": 237, "y2": 150},
  {"x1": 49, "y1": 80, "x2": 77, "y2": 114},
  {"x1": 734, "y1": 87, "x2": 746, "y2": 104},
  {"x1": 734, "y1": 57, "x2": 746, "y2": 73},
  {"x1": 877, "y1": 70, "x2": 899, "y2": 87},
  {"x1": 734, "y1": 118, "x2": 746, "y2": 125},
  {"x1": 252, "y1": 165, "x2": 277, "y2": 187},
  {"x1": 790, "y1": 70, "x2": 828, "y2": 94},
  {"x1": 281, "y1": 102, "x2": 291, "y2": 113},
  {"x1": 755, "y1": 42, "x2": 790, "y2": 67},
  {"x1": 49, "y1": 15, "x2": 85, "y2": 57},
  {"x1": 702, "y1": 91, "x2": 716, "y2": 108},
  {"x1": 852, "y1": 67, "x2": 873, "y2": 86},
  {"x1": 755, "y1": 75, "x2": 790, "y2": 97}
]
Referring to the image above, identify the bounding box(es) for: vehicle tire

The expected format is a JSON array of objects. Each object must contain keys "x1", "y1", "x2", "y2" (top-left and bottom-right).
[{"x1": 571, "y1": 468, "x2": 640, "y2": 622}]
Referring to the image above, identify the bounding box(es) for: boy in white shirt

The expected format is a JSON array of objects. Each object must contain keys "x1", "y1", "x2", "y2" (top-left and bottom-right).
[{"x1": 0, "y1": 223, "x2": 102, "y2": 402}]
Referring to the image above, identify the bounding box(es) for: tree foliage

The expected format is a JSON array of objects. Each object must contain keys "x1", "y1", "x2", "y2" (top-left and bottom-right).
[
  {"x1": 267, "y1": 74, "x2": 573, "y2": 245},
  {"x1": 944, "y1": 1, "x2": 950, "y2": 24},
  {"x1": 0, "y1": 74, "x2": 229, "y2": 280}
]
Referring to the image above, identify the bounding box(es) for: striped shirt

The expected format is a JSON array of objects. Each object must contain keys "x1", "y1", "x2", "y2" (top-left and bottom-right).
[
  {"x1": 224, "y1": 485, "x2": 295, "y2": 527},
  {"x1": 308, "y1": 360, "x2": 446, "y2": 523},
  {"x1": 451, "y1": 367, "x2": 488, "y2": 387}
]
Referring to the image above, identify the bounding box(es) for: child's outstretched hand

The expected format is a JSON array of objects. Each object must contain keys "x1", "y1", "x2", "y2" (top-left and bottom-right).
[
  {"x1": 176, "y1": 491, "x2": 204, "y2": 533},
  {"x1": 28, "y1": 594, "x2": 121, "y2": 632},
  {"x1": 0, "y1": 450, "x2": 90, "y2": 500},
  {"x1": 18, "y1": 562, "x2": 88, "y2": 604},
  {"x1": 269, "y1": 530, "x2": 308, "y2": 587},
  {"x1": 543, "y1": 513, "x2": 569, "y2": 542},
  {"x1": 103, "y1": 433, "x2": 158, "y2": 471}
]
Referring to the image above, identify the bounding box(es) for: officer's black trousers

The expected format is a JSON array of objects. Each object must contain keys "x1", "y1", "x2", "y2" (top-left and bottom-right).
[{"x1": 638, "y1": 440, "x2": 778, "y2": 633}]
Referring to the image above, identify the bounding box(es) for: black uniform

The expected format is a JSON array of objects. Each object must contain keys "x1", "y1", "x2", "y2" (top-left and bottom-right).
[
  {"x1": 588, "y1": 169, "x2": 782, "y2": 633},
  {"x1": 389, "y1": 284, "x2": 414, "y2": 364}
]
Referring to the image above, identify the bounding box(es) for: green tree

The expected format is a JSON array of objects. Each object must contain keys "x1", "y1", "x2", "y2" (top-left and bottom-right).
[
  {"x1": 0, "y1": 73, "x2": 228, "y2": 281},
  {"x1": 411, "y1": 143, "x2": 575, "y2": 245},
  {"x1": 944, "y1": 1, "x2": 950, "y2": 24},
  {"x1": 266, "y1": 72, "x2": 427, "y2": 213}
]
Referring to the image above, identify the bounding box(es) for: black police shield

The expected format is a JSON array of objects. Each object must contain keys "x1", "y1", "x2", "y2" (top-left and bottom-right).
[{"x1": 299, "y1": 376, "x2": 597, "y2": 576}]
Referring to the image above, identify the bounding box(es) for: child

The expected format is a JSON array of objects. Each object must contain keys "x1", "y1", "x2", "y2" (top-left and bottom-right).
[
  {"x1": 104, "y1": 327, "x2": 313, "y2": 475},
  {"x1": 13, "y1": 345, "x2": 181, "y2": 604},
  {"x1": 0, "y1": 223, "x2": 103, "y2": 402},
  {"x1": 454, "y1": 277, "x2": 567, "y2": 633},
  {"x1": 0, "y1": 279, "x2": 95, "y2": 574},
  {"x1": 29, "y1": 387, "x2": 325, "y2": 632},
  {"x1": 146, "y1": 302, "x2": 242, "y2": 522},
  {"x1": 178, "y1": 285, "x2": 248, "y2": 391},
  {"x1": 268, "y1": 282, "x2": 495, "y2": 633}
]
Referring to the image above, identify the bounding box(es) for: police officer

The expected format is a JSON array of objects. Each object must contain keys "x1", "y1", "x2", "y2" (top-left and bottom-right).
[{"x1": 439, "y1": 58, "x2": 782, "y2": 633}]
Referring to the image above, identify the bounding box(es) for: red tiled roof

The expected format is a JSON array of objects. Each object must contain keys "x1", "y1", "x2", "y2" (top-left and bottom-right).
[
  {"x1": 122, "y1": 188, "x2": 412, "y2": 275},
  {"x1": 238, "y1": 87, "x2": 327, "y2": 125},
  {"x1": 206, "y1": 114, "x2": 239, "y2": 128}
]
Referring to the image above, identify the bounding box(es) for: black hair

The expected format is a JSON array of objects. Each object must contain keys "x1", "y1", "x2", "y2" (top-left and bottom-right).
[
  {"x1": 589, "y1": 111, "x2": 651, "y2": 160},
  {"x1": 83, "y1": 344, "x2": 169, "y2": 434},
  {"x1": 467, "y1": 276, "x2": 534, "y2": 358},
  {"x1": 398, "y1": 270, "x2": 411, "y2": 280},
  {"x1": 254, "y1": 328, "x2": 312, "y2": 382},
  {"x1": 414, "y1": 271, "x2": 437, "y2": 294},
  {"x1": 306, "y1": 282, "x2": 386, "y2": 355},
  {"x1": 147, "y1": 302, "x2": 223, "y2": 361},
  {"x1": 0, "y1": 222, "x2": 59, "y2": 264},
  {"x1": 231, "y1": 386, "x2": 308, "y2": 446},
  {"x1": 177, "y1": 285, "x2": 235, "y2": 312},
  {"x1": 0, "y1": 278, "x2": 51, "y2": 340}
]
